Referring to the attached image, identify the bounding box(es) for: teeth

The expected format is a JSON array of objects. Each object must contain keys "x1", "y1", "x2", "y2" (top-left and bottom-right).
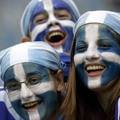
[
  {"x1": 49, "y1": 32, "x2": 64, "y2": 39},
  {"x1": 86, "y1": 65, "x2": 104, "y2": 71},
  {"x1": 24, "y1": 101, "x2": 38, "y2": 108}
]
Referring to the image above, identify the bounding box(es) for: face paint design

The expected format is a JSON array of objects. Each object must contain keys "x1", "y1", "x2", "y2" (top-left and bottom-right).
[
  {"x1": 74, "y1": 24, "x2": 120, "y2": 89},
  {"x1": 29, "y1": 0, "x2": 77, "y2": 78},
  {"x1": 4, "y1": 63, "x2": 58, "y2": 120},
  {"x1": 30, "y1": 0, "x2": 76, "y2": 52}
]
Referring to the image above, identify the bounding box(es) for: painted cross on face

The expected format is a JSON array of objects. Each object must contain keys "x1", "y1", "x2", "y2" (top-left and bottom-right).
[
  {"x1": 74, "y1": 24, "x2": 120, "y2": 89},
  {"x1": 4, "y1": 63, "x2": 58, "y2": 120},
  {"x1": 29, "y1": 0, "x2": 76, "y2": 54}
]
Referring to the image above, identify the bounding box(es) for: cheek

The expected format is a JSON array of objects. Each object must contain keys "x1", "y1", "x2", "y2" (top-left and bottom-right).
[
  {"x1": 74, "y1": 53, "x2": 85, "y2": 66},
  {"x1": 31, "y1": 81, "x2": 55, "y2": 95},
  {"x1": 101, "y1": 52, "x2": 120, "y2": 64},
  {"x1": 8, "y1": 91, "x2": 20, "y2": 102}
]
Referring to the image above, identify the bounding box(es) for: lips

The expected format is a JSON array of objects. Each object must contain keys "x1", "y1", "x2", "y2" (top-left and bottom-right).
[
  {"x1": 46, "y1": 30, "x2": 66, "y2": 48},
  {"x1": 85, "y1": 64, "x2": 105, "y2": 77},
  {"x1": 22, "y1": 100, "x2": 41, "y2": 110}
]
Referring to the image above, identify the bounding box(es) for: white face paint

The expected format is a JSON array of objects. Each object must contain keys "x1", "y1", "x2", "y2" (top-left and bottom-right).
[
  {"x1": 4, "y1": 63, "x2": 58, "y2": 120},
  {"x1": 74, "y1": 24, "x2": 120, "y2": 89},
  {"x1": 31, "y1": 0, "x2": 75, "y2": 41},
  {"x1": 30, "y1": 0, "x2": 75, "y2": 54}
]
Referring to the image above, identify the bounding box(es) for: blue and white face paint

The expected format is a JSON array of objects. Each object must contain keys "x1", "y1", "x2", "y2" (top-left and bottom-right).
[
  {"x1": 21, "y1": 0, "x2": 80, "y2": 78},
  {"x1": 4, "y1": 63, "x2": 58, "y2": 120},
  {"x1": 0, "y1": 41, "x2": 62, "y2": 120},
  {"x1": 21, "y1": 0, "x2": 79, "y2": 52},
  {"x1": 73, "y1": 11, "x2": 120, "y2": 89},
  {"x1": 74, "y1": 24, "x2": 120, "y2": 89}
]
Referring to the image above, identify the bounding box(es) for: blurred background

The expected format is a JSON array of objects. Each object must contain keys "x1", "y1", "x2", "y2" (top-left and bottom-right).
[{"x1": 0, "y1": 0, "x2": 119, "y2": 50}]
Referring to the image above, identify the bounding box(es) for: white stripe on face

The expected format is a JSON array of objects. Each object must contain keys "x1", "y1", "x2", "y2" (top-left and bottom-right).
[
  {"x1": 28, "y1": 109, "x2": 40, "y2": 120},
  {"x1": 74, "y1": 24, "x2": 101, "y2": 88},
  {"x1": 88, "y1": 78, "x2": 101, "y2": 88},
  {"x1": 74, "y1": 24, "x2": 100, "y2": 66},
  {"x1": 101, "y1": 52, "x2": 120, "y2": 64},
  {"x1": 43, "y1": 0, "x2": 53, "y2": 13},
  {"x1": 85, "y1": 24, "x2": 100, "y2": 61},
  {"x1": 31, "y1": 20, "x2": 75, "y2": 41},
  {"x1": 13, "y1": 64, "x2": 26, "y2": 83},
  {"x1": 8, "y1": 80, "x2": 55, "y2": 102}
]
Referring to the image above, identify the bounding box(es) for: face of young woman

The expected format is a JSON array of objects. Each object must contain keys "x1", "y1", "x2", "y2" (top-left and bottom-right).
[
  {"x1": 74, "y1": 24, "x2": 120, "y2": 89},
  {"x1": 29, "y1": 0, "x2": 77, "y2": 53},
  {"x1": 4, "y1": 63, "x2": 58, "y2": 120}
]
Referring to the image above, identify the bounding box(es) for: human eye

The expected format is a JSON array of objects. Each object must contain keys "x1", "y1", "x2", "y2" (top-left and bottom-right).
[
  {"x1": 5, "y1": 81, "x2": 20, "y2": 91},
  {"x1": 98, "y1": 39, "x2": 111, "y2": 50},
  {"x1": 34, "y1": 12, "x2": 48, "y2": 25},
  {"x1": 28, "y1": 75, "x2": 42, "y2": 85},
  {"x1": 75, "y1": 41, "x2": 88, "y2": 53},
  {"x1": 55, "y1": 9, "x2": 71, "y2": 20}
]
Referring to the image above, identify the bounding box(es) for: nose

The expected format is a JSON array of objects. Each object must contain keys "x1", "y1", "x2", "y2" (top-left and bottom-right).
[
  {"x1": 20, "y1": 83, "x2": 34, "y2": 100},
  {"x1": 47, "y1": 13, "x2": 60, "y2": 28},
  {"x1": 48, "y1": 22, "x2": 60, "y2": 29},
  {"x1": 85, "y1": 50, "x2": 100, "y2": 62}
]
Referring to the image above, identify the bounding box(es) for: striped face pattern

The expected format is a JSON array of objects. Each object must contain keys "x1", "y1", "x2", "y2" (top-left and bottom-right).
[
  {"x1": 4, "y1": 63, "x2": 58, "y2": 120},
  {"x1": 29, "y1": 0, "x2": 77, "y2": 53},
  {"x1": 74, "y1": 24, "x2": 120, "y2": 89}
]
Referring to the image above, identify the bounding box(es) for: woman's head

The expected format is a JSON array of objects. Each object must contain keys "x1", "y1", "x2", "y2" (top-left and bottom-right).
[
  {"x1": 21, "y1": 0, "x2": 80, "y2": 82},
  {"x1": 73, "y1": 11, "x2": 120, "y2": 90},
  {"x1": 1, "y1": 41, "x2": 64, "y2": 120}
]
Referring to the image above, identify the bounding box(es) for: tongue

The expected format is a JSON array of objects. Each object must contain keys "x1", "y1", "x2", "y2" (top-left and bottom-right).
[{"x1": 87, "y1": 71, "x2": 102, "y2": 77}]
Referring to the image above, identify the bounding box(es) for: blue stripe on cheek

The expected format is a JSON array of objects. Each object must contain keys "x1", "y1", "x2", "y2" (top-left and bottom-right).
[
  {"x1": 97, "y1": 25, "x2": 120, "y2": 55},
  {"x1": 100, "y1": 61, "x2": 120, "y2": 86},
  {"x1": 11, "y1": 91, "x2": 58, "y2": 120},
  {"x1": 4, "y1": 67, "x2": 16, "y2": 84}
]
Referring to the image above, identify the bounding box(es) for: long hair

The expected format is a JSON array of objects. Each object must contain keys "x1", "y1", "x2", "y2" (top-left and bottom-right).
[{"x1": 60, "y1": 62, "x2": 76, "y2": 120}]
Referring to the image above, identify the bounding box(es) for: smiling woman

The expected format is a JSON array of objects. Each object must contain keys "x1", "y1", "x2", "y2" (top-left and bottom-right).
[
  {"x1": 0, "y1": 41, "x2": 66, "y2": 120},
  {"x1": 62, "y1": 10, "x2": 120, "y2": 120},
  {"x1": 20, "y1": 0, "x2": 80, "y2": 81}
]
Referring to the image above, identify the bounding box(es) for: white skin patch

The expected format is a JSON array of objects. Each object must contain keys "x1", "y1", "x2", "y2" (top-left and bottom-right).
[
  {"x1": 74, "y1": 24, "x2": 102, "y2": 88},
  {"x1": 28, "y1": 109, "x2": 40, "y2": 120},
  {"x1": 8, "y1": 79, "x2": 54, "y2": 102}
]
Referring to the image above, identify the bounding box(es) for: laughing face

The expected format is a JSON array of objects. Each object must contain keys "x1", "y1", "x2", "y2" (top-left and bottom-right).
[
  {"x1": 29, "y1": 0, "x2": 77, "y2": 54},
  {"x1": 4, "y1": 63, "x2": 58, "y2": 120},
  {"x1": 74, "y1": 24, "x2": 120, "y2": 89}
]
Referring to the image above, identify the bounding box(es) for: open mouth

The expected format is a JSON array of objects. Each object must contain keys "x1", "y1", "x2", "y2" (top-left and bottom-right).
[
  {"x1": 85, "y1": 64, "x2": 105, "y2": 77},
  {"x1": 22, "y1": 100, "x2": 41, "y2": 110},
  {"x1": 46, "y1": 30, "x2": 66, "y2": 48}
]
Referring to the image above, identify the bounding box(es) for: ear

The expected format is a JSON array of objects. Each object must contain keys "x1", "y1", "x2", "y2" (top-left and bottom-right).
[
  {"x1": 55, "y1": 70, "x2": 65, "y2": 92},
  {"x1": 20, "y1": 36, "x2": 31, "y2": 43}
]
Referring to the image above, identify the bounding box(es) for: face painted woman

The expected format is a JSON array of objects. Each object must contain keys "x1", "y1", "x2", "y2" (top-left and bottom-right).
[
  {"x1": 0, "y1": 42, "x2": 65, "y2": 120},
  {"x1": 63, "y1": 11, "x2": 120, "y2": 120},
  {"x1": 20, "y1": 0, "x2": 80, "y2": 80}
]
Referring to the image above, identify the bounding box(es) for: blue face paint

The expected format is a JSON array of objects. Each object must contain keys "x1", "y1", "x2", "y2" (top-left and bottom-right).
[
  {"x1": 28, "y1": 0, "x2": 79, "y2": 80},
  {"x1": 4, "y1": 63, "x2": 58, "y2": 120},
  {"x1": 74, "y1": 24, "x2": 120, "y2": 89}
]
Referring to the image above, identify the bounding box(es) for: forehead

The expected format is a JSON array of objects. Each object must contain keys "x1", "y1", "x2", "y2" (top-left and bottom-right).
[
  {"x1": 75, "y1": 24, "x2": 117, "y2": 42},
  {"x1": 31, "y1": 0, "x2": 74, "y2": 17},
  {"x1": 4, "y1": 63, "x2": 49, "y2": 81}
]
